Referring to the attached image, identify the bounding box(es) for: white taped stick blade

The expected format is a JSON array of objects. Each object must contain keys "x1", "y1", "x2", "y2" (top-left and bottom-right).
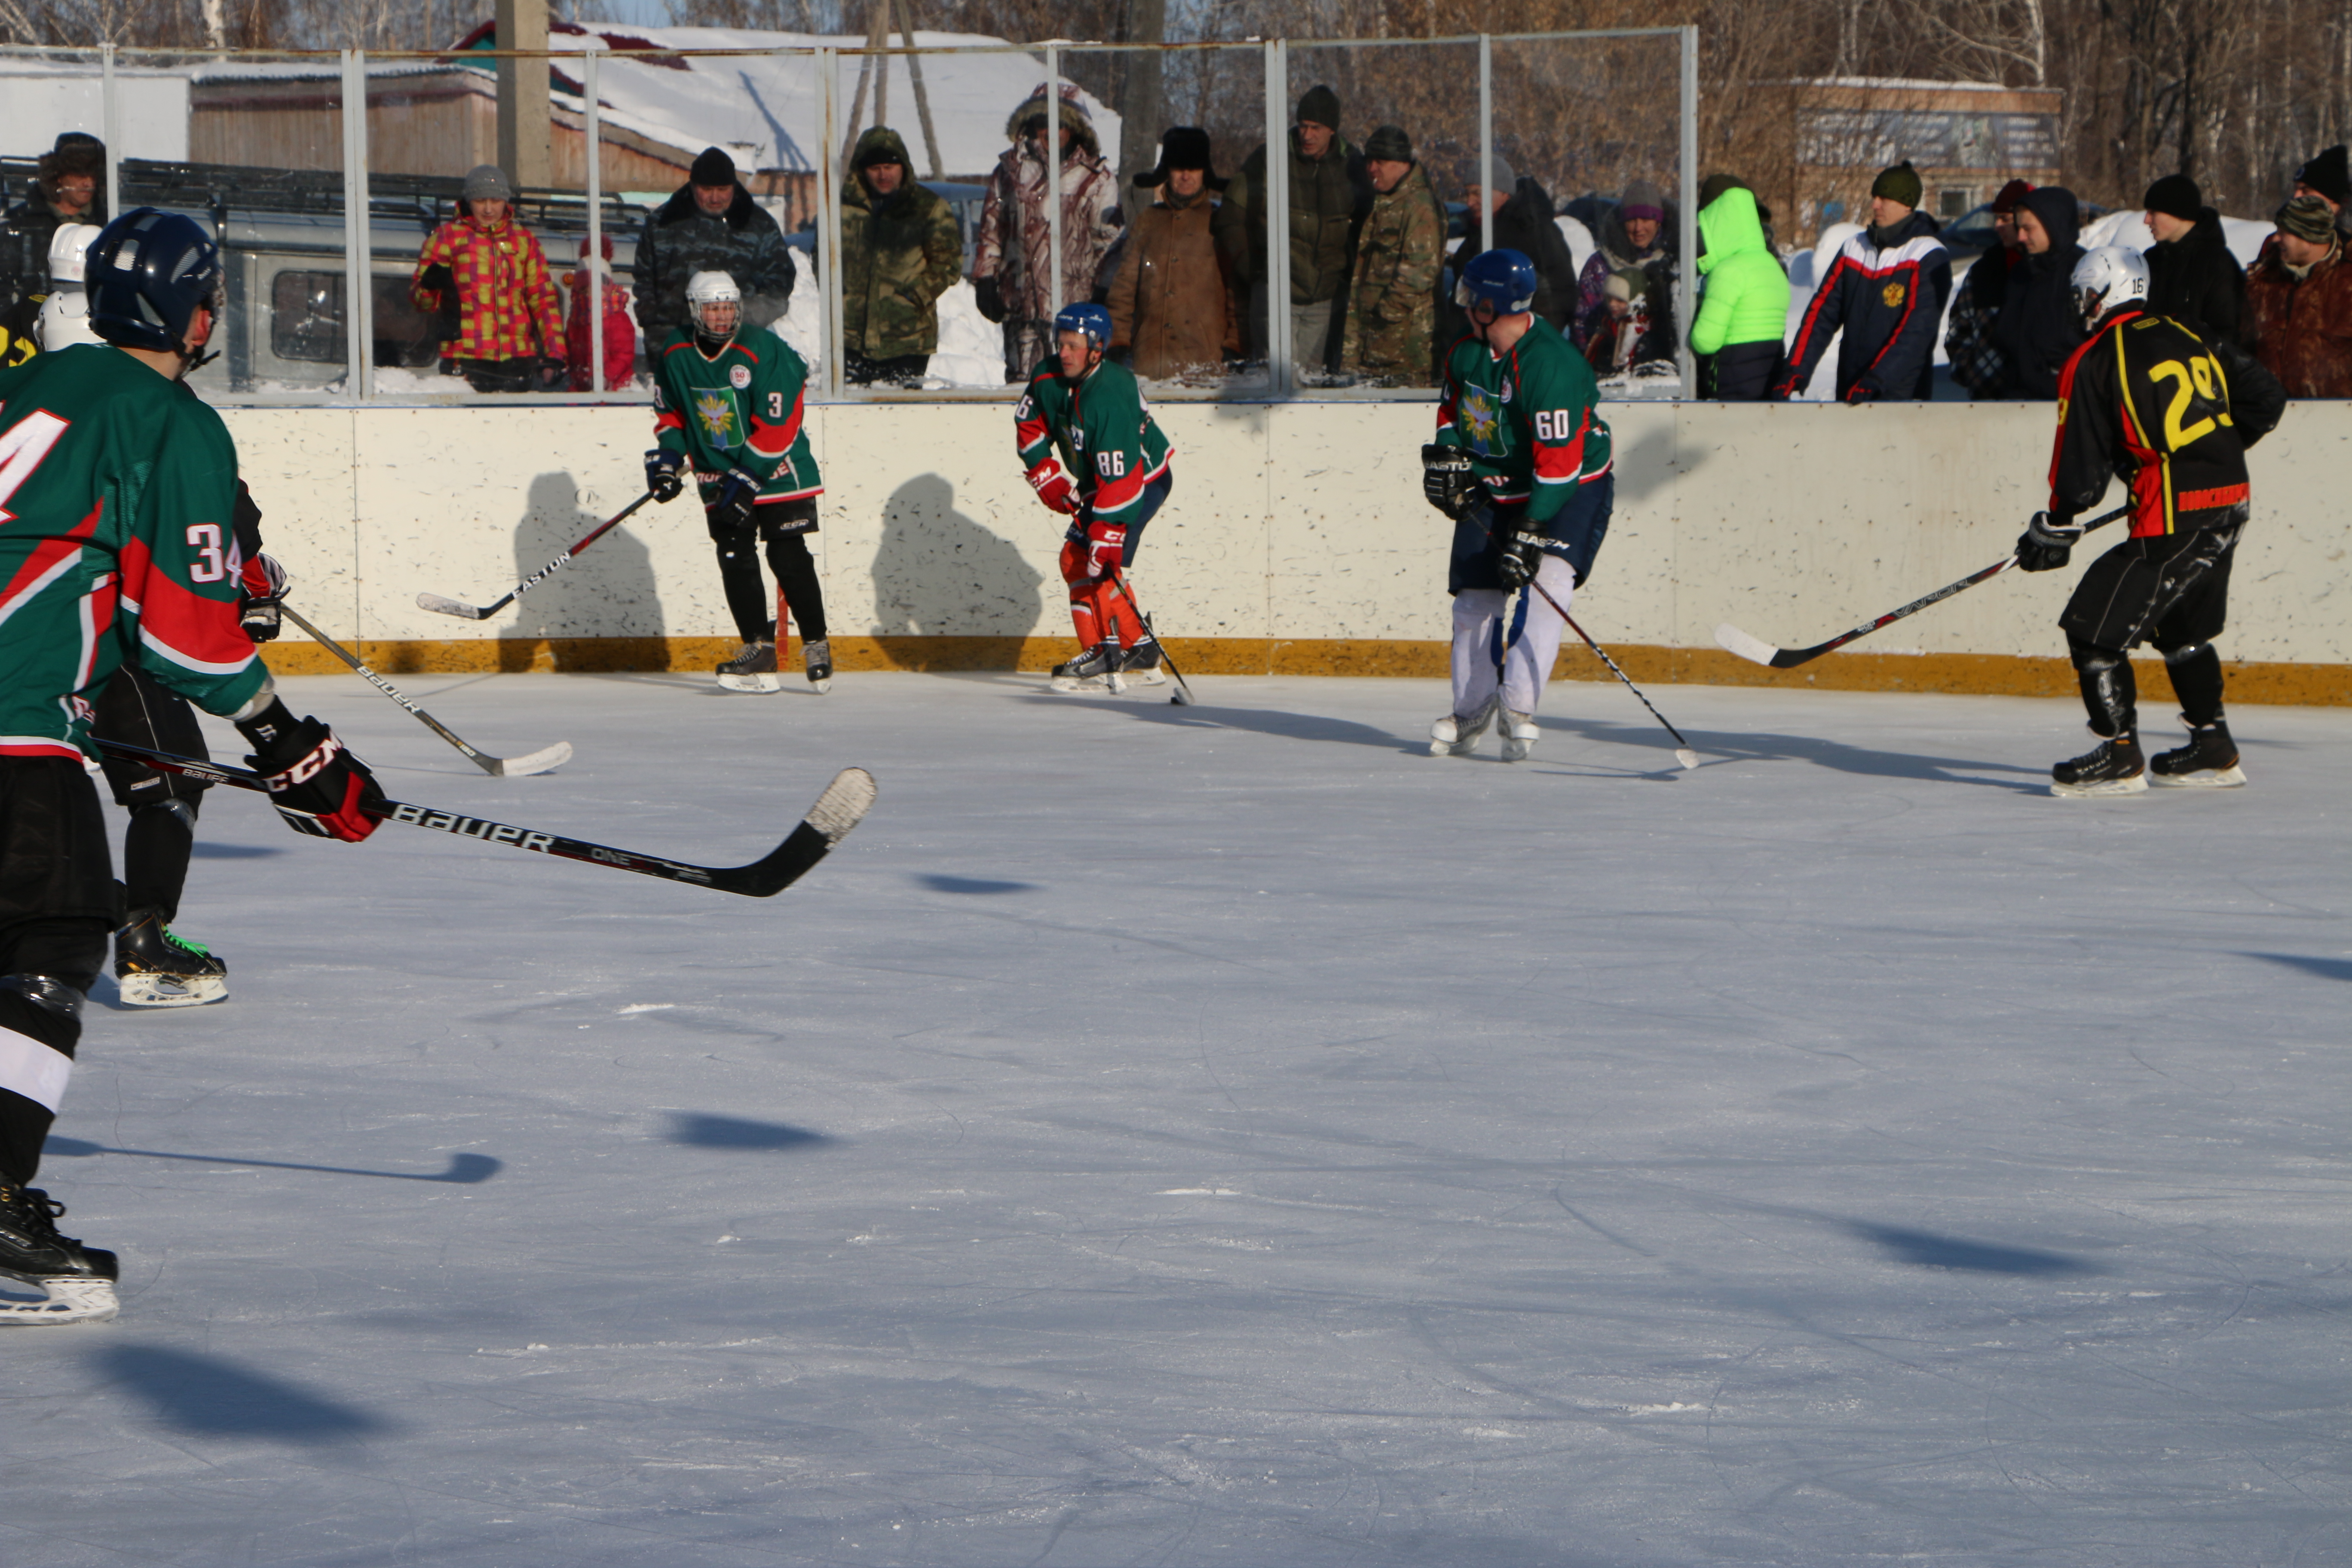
[
  {"x1": 1713, "y1": 622, "x2": 1780, "y2": 667},
  {"x1": 804, "y1": 768, "x2": 877, "y2": 847},
  {"x1": 417, "y1": 593, "x2": 490, "y2": 620},
  {"x1": 0, "y1": 1276, "x2": 118, "y2": 1325},
  {"x1": 1675, "y1": 749, "x2": 1699, "y2": 770},
  {"x1": 489, "y1": 741, "x2": 572, "y2": 778}
]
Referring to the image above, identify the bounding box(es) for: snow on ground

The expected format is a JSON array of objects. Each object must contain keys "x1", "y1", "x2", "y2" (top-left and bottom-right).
[{"x1": 9, "y1": 671, "x2": 2349, "y2": 1566}]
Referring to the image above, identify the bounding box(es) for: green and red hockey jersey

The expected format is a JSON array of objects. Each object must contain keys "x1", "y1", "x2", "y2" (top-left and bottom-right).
[
  {"x1": 1435, "y1": 325, "x2": 1612, "y2": 525},
  {"x1": 1013, "y1": 356, "x2": 1173, "y2": 523},
  {"x1": 652, "y1": 330, "x2": 821, "y2": 503},
  {"x1": 0, "y1": 343, "x2": 266, "y2": 760}
]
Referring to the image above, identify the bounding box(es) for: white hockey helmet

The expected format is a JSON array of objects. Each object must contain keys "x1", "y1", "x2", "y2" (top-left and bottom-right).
[
  {"x1": 685, "y1": 270, "x2": 741, "y2": 343},
  {"x1": 2072, "y1": 244, "x2": 2150, "y2": 330},
  {"x1": 46, "y1": 221, "x2": 101, "y2": 285}
]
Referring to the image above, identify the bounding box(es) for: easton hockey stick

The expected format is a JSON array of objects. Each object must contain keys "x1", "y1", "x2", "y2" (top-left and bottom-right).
[
  {"x1": 90, "y1": 740, "x2": 874, "y2": 898},
  {"x1": 1528, "y1": 579, "x2": 1700, "y2": 770},
  {"x1": 417, "y1": 490, "x2": 655, "y2": 621},
  {"x1": 1712, "y1": 503, "x2": 2130, "y2": 670},
  {"x1": 280, "y1": 603, "x2": 572, "y2": 777},
  {"x1": 1106, "y1": 566, "x2": 1195, "y2": 706}
]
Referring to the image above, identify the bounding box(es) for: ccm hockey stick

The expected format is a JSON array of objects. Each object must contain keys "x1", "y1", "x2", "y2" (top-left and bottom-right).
[
  {"x1": 1106, "y1": 566, "x2": 1195, "y2": 705},
  {"x1": 91, "y1": 740, "x2": 875, "y2": 898},
  {"x1": 1528, "y1": 580, "x2": 1700, "y2": 770},
  {"x1": 1713, "y1": 503, "x2": 2130, "y2": 670},
  {"x1": 280, "y1": 603, "x2": 571, "y2": 777},
  {"x1": 417, "y1": 490, "x2": 655, "y2": 621}
]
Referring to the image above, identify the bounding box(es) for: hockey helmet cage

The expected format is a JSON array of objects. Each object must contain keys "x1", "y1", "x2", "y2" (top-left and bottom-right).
[
  {"x1": 1054, "y1": 301, "x2": 1113, "y2": 349},
  {"x1": 47, "y1": 221, "x2": 101, "y2": 286},
  {"x1": 1455, "y1": 248, "x2": 1538, "y2": 315},
  {"x1": 686, "y1": 270, "x2": 741, "y2": 345},
  {"x1": 87, "y1": 208, "x2": 222, "y2": 355},
  {"x1": 2071, "y1": 244, "x2": 2150, "y2": 330}
]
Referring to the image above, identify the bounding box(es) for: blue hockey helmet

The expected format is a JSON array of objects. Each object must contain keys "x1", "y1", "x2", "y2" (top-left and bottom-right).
[
  {"x1": 1455, "y1": 247, "x2": 1538, "y2": 315},
  {"x1": 87, "y1": 208, "x2": 222, "y2": 355},
  {"x1": 1054, "y1": 301, "x2": 1113, "y2": 349}
]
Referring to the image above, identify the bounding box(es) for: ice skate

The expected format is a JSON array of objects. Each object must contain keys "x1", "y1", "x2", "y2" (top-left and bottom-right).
[
  {"x1": 716, "y1": 638, "x2": 782, "y2": 693},
  {"x1": 0, "y1": 1185, "x2": 118, "y2": 1326},
  {"x1": 2150, "y1": 717, "x2": 2245, "y2": 787},
  {"x1": 1049, "y1": 641, "x2": 1125, "y2": 694},
  {"x1": 114, "y1": 908, "x2": 227, "y2": 1008},
  {"x1": 802, "y1": 638, "x2": 833, "y2": 694},
  {"x1": 1429, "y1": 697, "x2": 1498, "y2": 757},
  {"x1": 2051, "y1": 734, "x2": 2148, "y2": 798},
  {"x1": 1119, "y1": 637, "x2": 1167, "y2": 687},
  {"x1": 1499, "y1": 709, "x2": 1540, "y2": 763}
]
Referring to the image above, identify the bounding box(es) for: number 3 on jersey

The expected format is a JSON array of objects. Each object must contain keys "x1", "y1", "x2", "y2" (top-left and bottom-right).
[{"x1": 186, "y1": 523, "x2": 226, "y2": 581}]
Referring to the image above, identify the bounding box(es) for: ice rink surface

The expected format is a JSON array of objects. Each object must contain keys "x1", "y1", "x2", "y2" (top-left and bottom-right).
[{"x1": 6, "y1": 670, "x2": 2348, "y2": 1568}]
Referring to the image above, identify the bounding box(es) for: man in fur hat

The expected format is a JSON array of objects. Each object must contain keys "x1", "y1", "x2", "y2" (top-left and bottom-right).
[
  {"x1": 1109, "y1": 128, "x2": 1240, "y2": 382},
  {"x1": 973, "y1": 84, "x2": 1121, "y2": 384}
]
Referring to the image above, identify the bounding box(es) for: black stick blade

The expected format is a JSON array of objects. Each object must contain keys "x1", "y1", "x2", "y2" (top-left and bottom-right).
[{"x1": 708, "y1": 768, "x2": 877, "y2": 897}]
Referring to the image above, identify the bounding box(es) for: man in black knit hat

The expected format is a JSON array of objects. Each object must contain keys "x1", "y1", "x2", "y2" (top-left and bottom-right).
[
  {"x1": 634, "y1": 147, "x2": 797, "y2": 352},
  {"x1": 2141, "y1": 173, "x2": 2245, "y2": 347},
  {"x1": 2293, "y1": 144, "x2": 2350, "y2": 237}
]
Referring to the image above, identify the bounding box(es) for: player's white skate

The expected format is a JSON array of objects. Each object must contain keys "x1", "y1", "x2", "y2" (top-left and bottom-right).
[
  {"x1": 1429, "y1": 697, "x2": 1498, "y2": 757},
  {"x1": 1050, "y1": 641, "x2": 1124, "y2": 694},
  {"x1": 716, "y1": 638, "x2": 782, "y2": 693},
  {"x1": 0, "y1": 1185, "x2": 118, "y2": 1326},
  {"x1": 2050, "y1": 735, "x2": 2149, "y2": 798},
  {"x1": 803, "y1": 638, "x2": 833, "y2": 694},
  {"x1": 1499, "y1": 709, "x2": 1539, "y2": 763},
  {"x1": 114, "y1": 910, "x2": 227, "y2": 1008}
]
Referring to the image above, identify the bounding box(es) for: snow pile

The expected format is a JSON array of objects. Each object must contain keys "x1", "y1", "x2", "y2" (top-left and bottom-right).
[{"x1": 767, "y1": 236, "x2": 1006, "y2": 391}]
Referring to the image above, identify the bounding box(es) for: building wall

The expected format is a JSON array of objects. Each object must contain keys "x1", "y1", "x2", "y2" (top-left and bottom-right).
[{"x1": 230, "y1": 398, "x2": 2350, "y2": 704}]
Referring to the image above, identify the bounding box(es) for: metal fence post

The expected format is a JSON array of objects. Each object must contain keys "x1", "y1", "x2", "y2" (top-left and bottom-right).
[
  {"x1": 585, "y1": 39, "x2": 604, "y2": 396},
  {"x1": 340, "y1": 49, "x2": 370, "y2": 401},
  {"x1": 1266, "y1": 38, "x2": 1291, "y2": 396},
  {"x1": 1478, "y1": 35, "x2": 1493, "y2": 256},
  {"x1": 101, "y1": 45, "x2": 119, "y2": 222},
  {"x1": 820, "y1": 47, "x2": 843, "y2": 399},
  {"x1": 1678, "y1": 23, "x2": 1698, "y2": 398},
  {"x1": 1046, "y1": 43, "x2": 1063, "y2": 322}
]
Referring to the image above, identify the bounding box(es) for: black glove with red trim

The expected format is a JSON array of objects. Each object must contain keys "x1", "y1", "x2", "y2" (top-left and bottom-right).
[{"x1": 235, "y1": 698, "x2": 388, "y2": 842}]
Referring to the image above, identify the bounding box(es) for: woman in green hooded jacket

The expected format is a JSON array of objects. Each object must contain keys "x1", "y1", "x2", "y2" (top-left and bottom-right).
[{"x1": 1690, "y1": 184, "x2": 1789, "y2": 400}]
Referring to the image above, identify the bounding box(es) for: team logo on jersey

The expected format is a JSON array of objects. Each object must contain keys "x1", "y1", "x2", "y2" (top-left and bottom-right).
[
  {"x1": 1882, "y1": 281, "x2": 1907, "y2": 308},
  {"x1": 694, "y1": 391, "x2": 738, "y2": 447},
  {"x1": 1458, "y1": 387, "x2": 1503, "y2": 455},
  {"x1": 729, "y1": 364, "x2": 751, "y2": 389},
  {"x1": 1498, "y1": 379, "x2": 1514, "y2": 404}
]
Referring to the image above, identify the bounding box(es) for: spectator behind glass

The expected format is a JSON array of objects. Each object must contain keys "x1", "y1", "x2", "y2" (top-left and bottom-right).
[
  {"x1": 1109, "y1": 127, "x2": 1240, "y2": 383},
  {"x1": 410, "y1": 164, "x2": 567, "y2": 393},
  {"x1": 1582, "y1": 266, "x2": 1662, "y2": 377},
  {"x1": 2246, "y1": 196, "x2": 2352, "y2": 398},
  {"x1": 1991, "y1": 185, "x2": 2086, "y2": 399},
  {"x1": 1572, "y1": 178, "x2": 1678, "y2": 358},
  {"x1": 631, "y1": 146, "x2": 796, "y2": 351},
  {"x1": 566, "y1": 230, "x2": 636, "y2": 392},
  {"x1": 1450, "y1": 154, "x2": 1579, "y2": 334},
  {"x1": 1772, "y1": 160, "x2": 1951, "y2": 401},
  {"x1": 1945, "y1": 178, "x2": 2034, "y2": 398},
  {"x1": 1341, "y1": 124, "x2": 1446, "y2": 386},
  {"x1": 1, "y1": 132, "x2": 105, "y2": 361},
  {"x1": 971, "y1": 83, "x2": 1121, "y2": 384},
  {"x1": 2292, "y1": 144, "x2": 2350, "y2": 239},
  {"x1": 1689, "y1": 181, "x2": 1788, "y2": 400},
  {"x1": 839, "y1": 126, "x2": 962, "y2": 388},
  {"x1": 2141, "y1": 173, "x2": 2246, "y2": 348},
  {"x1": 1216, "y1": 84, "x2": 1372, "y2": 380}
]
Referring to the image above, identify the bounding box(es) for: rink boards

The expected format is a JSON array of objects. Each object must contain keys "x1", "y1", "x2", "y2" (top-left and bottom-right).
[{"x1": 231, "y1": 397, "x2": 2352, "y2": 704}]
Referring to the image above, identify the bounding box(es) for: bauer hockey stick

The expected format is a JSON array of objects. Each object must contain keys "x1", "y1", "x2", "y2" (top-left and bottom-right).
[
  {"x1": 416, "y1": 490, "x2": 655, "y2": 621},
  {"x1": 91, "y1": 740, "x2": 875, "y2": 899},
  {"x1": 1712, "y1": 503, "x2": 2130, "y2": 670},
  {"x1": 1106, "y1": 566, "x2": 1195, "y2": 706},
  {"x1": 280, "y1": 603, "x2": 572, "y2": 778},
  {"x1": 1527, "y1": 579, "x2": 1700, "y2": 770}
]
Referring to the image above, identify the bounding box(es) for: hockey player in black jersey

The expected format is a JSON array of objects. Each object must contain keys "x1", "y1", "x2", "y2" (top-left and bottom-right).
[{"x1": 2016, "y1": 245, "x2": 2285, "y2": 796}]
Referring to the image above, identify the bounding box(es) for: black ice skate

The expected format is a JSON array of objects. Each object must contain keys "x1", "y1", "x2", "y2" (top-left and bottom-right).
[
  {"x1": 716, "y1": 637, "x2": 781, "y2": 693},
  {"x1": 1050, "y1": 641, "x2": 1124, "y2": 694},
  {"x1": 1429, "y1": 696, "x2": 1499, "y2": 757},
  {"x1": 2150, "y1": 717, "x2": 2245, "y2": 788},
  {"x1": 2051, "y1": 734, "x2": 2148, "y2": 798},
  {"x1": 114, "y1": 907, "x2": 227, "y2": 1008},
  {"x1": 1119, "y1": 637, "x2": 1167, "y2": 687},
  {"x1": 0, "y1": 1184, "x2": 119, "y2": 1325},
  {"x1": 802, "y1": 638, "x2": 833, "y2": 693}
]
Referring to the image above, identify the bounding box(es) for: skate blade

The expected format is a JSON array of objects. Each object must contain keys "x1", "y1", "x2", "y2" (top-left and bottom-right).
[
  {"x1": 1501, "y1": 739, "x2": 1535, "y2": 762},
  {"x1": 2050, "y1": 773, "x2": 2150, "y2": 799},
  {"x1": 1127, "y1": 667, "x2": 1167, "y2": 687},
  {"x1": 0, "y1": 1276, "x2": 118, "y2": 1325},
  {"x1": 1428, "y1": 738, "x2": 1478, "y2": 757},
  {"x1": 2151, "y1": 766, "x2": 2246, "y2": 788},
  {"x1": 807, "y1": 676, "x2": 832, "y2": 694},
  {"x1": 716, "y1": 674, "x2": 784, "y2": 693},
  {"x1": 1048, "y1": 675, "x2": 1113, "y2": 693},
  {"x1": 116, "y1": 972, "x2": 227, "y2": 1008}
]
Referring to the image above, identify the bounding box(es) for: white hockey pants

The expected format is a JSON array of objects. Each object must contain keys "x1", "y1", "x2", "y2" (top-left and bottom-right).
[{"x1": 1450, "y1": 553, "x2": 1574, "y2": 720}]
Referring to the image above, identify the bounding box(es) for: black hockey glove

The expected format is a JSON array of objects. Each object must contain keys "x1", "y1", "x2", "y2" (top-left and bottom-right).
[
  {"x1": 709, "y1": 468, "x2": 763, "y2": 533},
  {"x1": 238, "y1": 552, "x2": 288, "y2": 643},
  {"x1": 234, "y1": 698, "x2": 388, "y2": 843},
  {"x1": 2014, "y1": 510, "x2": 2084, "y2": 573},
  {"x1": 1421, "y1": 443, "x2": 1480, "y2": 519},
  {"x1": 645, "y1": 448, "x2": 686, "y2": 504},
  {"x1": 1498, "y1": 528, "x2": 1547, "y2": 590},
  {"x1": 972, "y1": 275, "x2": 1006, "y2": 325}
]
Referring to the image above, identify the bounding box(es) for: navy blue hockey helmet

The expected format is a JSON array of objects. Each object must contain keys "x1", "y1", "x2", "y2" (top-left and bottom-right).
[
  {"x1": 87, "y1": 208, "x2": 222, "y2": 355},
  {"x1": 1054, "y1": 301, "x2": 1113, "y2": 349},
  {"x1": 1455, "y1": 248, "x2": 1538, "y2": 315}
]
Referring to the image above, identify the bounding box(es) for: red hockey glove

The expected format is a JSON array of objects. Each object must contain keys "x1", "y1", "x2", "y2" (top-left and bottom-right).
[
  {"x1": 235, "y1": 699, "x2": 388, "y2": 843},
  {"x1": 1026, "y1": 459, "x2": 1079, "y2": 515},
  {"x1": 1082, "y1": 519, "x2": 1126, "y2": 579}
]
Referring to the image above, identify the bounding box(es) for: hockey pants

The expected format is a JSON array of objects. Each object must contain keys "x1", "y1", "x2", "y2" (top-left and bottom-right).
[
  {"x1": 711, "y1": 505, "x2": 827, "y2": 646},
  {"x1": 0, "y1": 759, "x2": 115, "y2": 1188},
  {"x1": 1060, "y1": 472, "x2": 1170, "y2": 651},
  {"x1": 1451, "y1": 553, "x2": 1575, "y2": 720}
]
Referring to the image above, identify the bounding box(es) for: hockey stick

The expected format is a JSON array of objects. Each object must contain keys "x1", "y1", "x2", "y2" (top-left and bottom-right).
[
  {"x1": 1527, "y1": 579, "x2": 1700, "y2": 770},
  {"x1": 90, "y1": 739, "x2": 875, "y2": 898},
  {"x1": 279, "y1": 603, "x2": 572, "y2": 778},
  {"x1": 1712, "y1": 503, "x2": 2130, "y2": 670},
  {"x1": 1106, "y1": 566, "x2": 1195, "y2": 706},
  {"x1": 416, "y1": 490, "x2": 655, "y2": 621}
]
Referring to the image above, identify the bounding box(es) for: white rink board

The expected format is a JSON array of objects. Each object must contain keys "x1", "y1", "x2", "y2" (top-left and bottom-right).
[{"x1": 227, "y1": 398, "x2": 2352, "y2": 665}]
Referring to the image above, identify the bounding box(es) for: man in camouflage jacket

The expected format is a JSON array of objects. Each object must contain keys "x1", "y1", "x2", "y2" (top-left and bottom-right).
[
  {"x1": 1341, "y1": 125, "x2": 1445, "y2": 385},
  {"x1": 840, "y1": 126, "x2": 964, "y2": 386},
  {"x1": 633, "y1": 145, "x2": 797, "y2": 349},
  {"x1": 973, "y1": 85, "x2": 1121, "y2": 383}
]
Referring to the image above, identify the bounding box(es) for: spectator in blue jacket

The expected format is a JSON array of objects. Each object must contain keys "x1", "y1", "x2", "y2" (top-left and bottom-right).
[{"x1": 1770, "y1": 160, "x2": 1951, "y2": 401}]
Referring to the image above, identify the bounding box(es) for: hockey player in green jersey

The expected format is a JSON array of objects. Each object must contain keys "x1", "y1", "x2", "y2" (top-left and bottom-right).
[
  {"x1": 1421, "y1": 249, "x2": 1614, "y2": 761},
  {"x1": 647, "y1": 270, "x2": 831, "y2": 692},
  {"x1": 1014, "y1": 302, "x2": 1175, "y2": 692},
  {"x1": 0, "y1": 209, "x2": 386, "y2": 1322}
]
